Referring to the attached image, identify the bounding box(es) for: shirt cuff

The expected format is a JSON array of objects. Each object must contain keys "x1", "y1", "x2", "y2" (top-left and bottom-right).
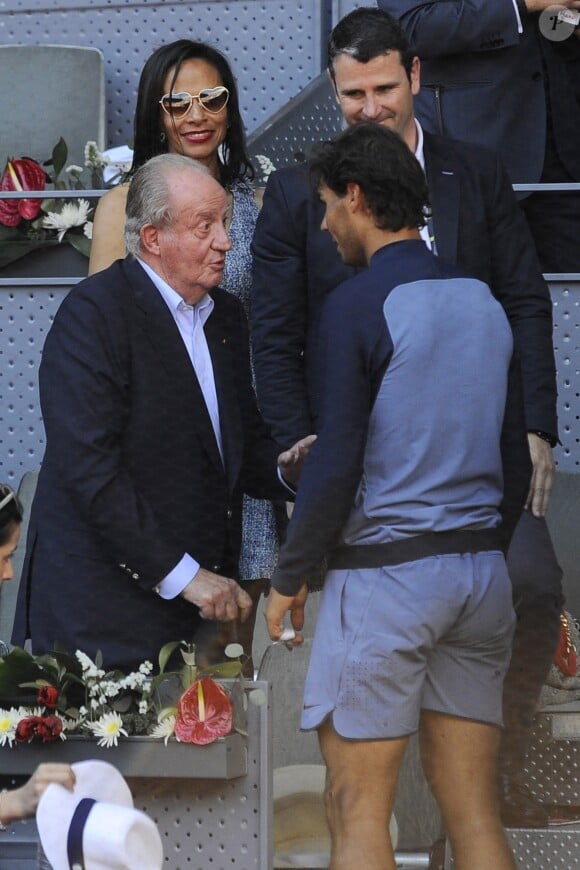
[
  {"x1": 277, "y1": 466, "x2": 297, "y2": 495},
  {"x1": 156, "y1": 553, "x2": 200, "y2": 599}
]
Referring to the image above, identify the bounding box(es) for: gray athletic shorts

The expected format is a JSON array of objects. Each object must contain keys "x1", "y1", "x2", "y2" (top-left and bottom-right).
[{"x1": 301, "y1": 551, "x2": 516, "y2": 739}]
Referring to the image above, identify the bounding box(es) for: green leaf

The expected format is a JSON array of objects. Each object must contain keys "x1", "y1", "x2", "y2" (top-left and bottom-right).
[
  {"x1": 51, "y1": 137, "x2": 68, "y2": 179},
  {"x1": 199, "y1": 661, "x2": 243, "y2": 679},
  {"x1": 0, "y1": 239, "x2": 59, "y2": 269},
  {"x1": 158, "y1": 641, "x2": 182, "y2": 675},
  {"x1": 157, "y1": 706, "x2": 178, "y2": 722},
  {"x1": 67, "y1": 233, "x2": 91, "y2": 258},
  {"x1": 0, "y1": 647, "x2": 45, "y2": 700}
]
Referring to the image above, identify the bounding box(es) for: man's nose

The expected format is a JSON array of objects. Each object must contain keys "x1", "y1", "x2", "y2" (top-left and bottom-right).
[
  {"x1": 362, "y1": 95, "x2": 382, "y2": 119},
  {"x1": 215, "y1": 224, "x2": 232, "y2": 251}
]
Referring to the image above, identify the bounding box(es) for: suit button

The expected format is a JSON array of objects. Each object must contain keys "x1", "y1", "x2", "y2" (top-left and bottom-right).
[
  {"x1": 226, "y1": 509, "x2": 232, "y2": 520},
  {"x1": 132, "y1": 573, "x2": 140, "y2": 579}
]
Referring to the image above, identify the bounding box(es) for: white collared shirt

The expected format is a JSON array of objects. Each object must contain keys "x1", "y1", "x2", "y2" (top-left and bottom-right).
[
  {"x1": 413, "y1": 119, "x2": 433, "y2": 251},
  {"x1": 137, "y1": 258, "x2": 224, "y2": 599}
]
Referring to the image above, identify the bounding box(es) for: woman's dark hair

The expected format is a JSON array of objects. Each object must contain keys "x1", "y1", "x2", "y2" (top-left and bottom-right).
[
  {"x1": 130, "y1": 39, "x2": 254, "y2": 186},
  {"x1": 312, "y1": 124, "x2": 429, "y2": 232},
  {"x1": 328, "y1": 7, "x2": 415, "y2": 82},
  {"x1": 0, "y1": 485, "x2": 23, "y2": 547}
]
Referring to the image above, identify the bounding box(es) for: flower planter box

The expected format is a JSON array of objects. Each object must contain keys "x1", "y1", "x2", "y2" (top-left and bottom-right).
[
  {"x1": 0, "y1": 243, "x2": 88, "y2": 280},
  {"x1": 1, "y1": 732, "x2": 247, "y2": 779}
]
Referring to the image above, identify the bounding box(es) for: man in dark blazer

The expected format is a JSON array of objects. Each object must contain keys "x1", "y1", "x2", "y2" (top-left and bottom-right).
[
  {"x1": 251, "y1": 8, "x2": 563, "y2": 826},
  {"x1": 13, "y1": 153, "x2": 309, "y2": 672},
  {"x1": 381, "y1": 0, "x2": 580, "y2": 271}
]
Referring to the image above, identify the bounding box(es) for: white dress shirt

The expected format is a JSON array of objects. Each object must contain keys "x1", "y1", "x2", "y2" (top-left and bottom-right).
[{"x1": 137, "y1": 258, "x2": 222, "y2": 599}]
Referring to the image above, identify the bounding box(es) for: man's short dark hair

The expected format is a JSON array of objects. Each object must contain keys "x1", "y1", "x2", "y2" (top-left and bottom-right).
[
  {"x1": 312, "y1": 124, "x2": 429, "y2": 233},
  {"x1": 328, "y1": 7, "x2": 414, "y2": 81}
]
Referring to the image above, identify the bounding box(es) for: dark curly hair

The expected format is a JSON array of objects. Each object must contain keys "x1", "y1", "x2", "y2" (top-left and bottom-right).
[
  {"x1": 312, "y1": 124, "x2": 429, "y2": 232},
  {"x1": 328, "y1": 7, "x2": 414, "y2": 83},
  {"x1": 130, "y1": 39, "x2": 254, "y2": 186},
  {"x1": 0, "y1": 484, "x2": 23, "y2": 547}
]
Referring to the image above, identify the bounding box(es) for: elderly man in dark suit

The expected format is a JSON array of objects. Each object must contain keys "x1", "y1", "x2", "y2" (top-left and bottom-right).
[
  {"x1": 13, "y1": 153, "x2": 310, "y2": 671},
  {"x1": 251, "y1": 7, "x2": 562, "y2": 827}
]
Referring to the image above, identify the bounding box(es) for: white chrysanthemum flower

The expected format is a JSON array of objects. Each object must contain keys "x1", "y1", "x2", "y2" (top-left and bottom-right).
[
  {"x1": 0, "y1": 708, "x2": 20, "y2": 747},
  {"x1": 84, "y1": 220, "x2": 93, "y2": 240},
  {"x1": 42, "y1": 199, "x2": 91, "y2": 242},
  {"x1": 84, "y1": 141, "x2": 109, "y2": 170},
  {"x1": 85, "y1": 712, "x2": 128, "y2": 748},
  {"x1": 60, "y1": 715, "x2": 80, "y2": 733},
  {"x1": 150, "y1": 715, "x2": 176, "y2": 746}
]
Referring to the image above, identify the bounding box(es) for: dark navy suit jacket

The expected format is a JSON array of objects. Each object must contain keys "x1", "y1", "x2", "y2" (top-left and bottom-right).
[
  {"x1": 14, "y1": 258, "x2": 286, "y2": 669},
  {"x1": 251, "y1": 131, "x2": 557, "y2": 449},
  {"x1": 382, "y1": 0, "x2": 580, "y2": 187}
]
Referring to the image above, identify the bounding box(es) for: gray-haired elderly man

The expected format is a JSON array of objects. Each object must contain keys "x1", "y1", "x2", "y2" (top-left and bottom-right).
[{"x1": 14, "y1": 153, "x2": 312, "y2": 671}]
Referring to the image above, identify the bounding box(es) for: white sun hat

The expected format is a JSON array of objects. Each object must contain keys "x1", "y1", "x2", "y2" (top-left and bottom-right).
[
  {"x1": 36, "y1": 759, "x2": 163, "y2": 870},
  {"x1": 273, "y1": 764, "x2": 398, "y2": 868}
]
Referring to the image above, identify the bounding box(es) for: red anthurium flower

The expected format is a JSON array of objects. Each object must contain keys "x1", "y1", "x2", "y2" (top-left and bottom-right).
[
  {"x1": 0, "y1": 157, "x2": 46, "y2": 227},
  {"x1": 37, "y1": 685, "x2": 59, "y2": 709},
  {"x1": 175, "y1": 677, "x2": 233, "y2": 745}
]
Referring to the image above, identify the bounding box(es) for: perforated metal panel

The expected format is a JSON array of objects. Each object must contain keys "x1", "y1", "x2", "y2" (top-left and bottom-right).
[
  {"x1": 0, "y1": 0, "x2": 325, "y2": 148},
  {"x1": 0, "y1": 285, "x2": 69, "y2": 484},
  {"x1": 552, "y1": 280, "x2": 580, "y2": 472}
]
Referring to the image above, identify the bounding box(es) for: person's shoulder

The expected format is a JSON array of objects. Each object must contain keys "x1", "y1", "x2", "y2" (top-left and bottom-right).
[
  {"x1": 67, "y1": 259, "x2": 132, "y2": 307},
  {"x1": 94, "y1": 183, "x2": 129, "y2": 215},
  {"x1": 424, "y1": 131, "x2": 501, "y2": 170},
  {"x1": 264, "y1": 160, "x2": 316, "y2": 194}
]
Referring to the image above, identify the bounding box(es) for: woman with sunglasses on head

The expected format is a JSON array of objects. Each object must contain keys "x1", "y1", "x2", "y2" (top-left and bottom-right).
[
  {"x1": 0, "y1": 485, "x2": 76, "y2": 832},
  {"x1": 89, "y1": 41, "x2": 279, "y2": 672}
]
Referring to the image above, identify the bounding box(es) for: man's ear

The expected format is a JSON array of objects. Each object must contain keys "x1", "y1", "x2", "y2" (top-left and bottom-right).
[
  {"x1": 410, "y1": 55, "x2": 421, "y2": 97},
  {"x1": 140, "y1": 224, "x2": 160, "y2": 256},
  {"x1": 345, "y1": 182, "x2": 364, "y2": 213}
]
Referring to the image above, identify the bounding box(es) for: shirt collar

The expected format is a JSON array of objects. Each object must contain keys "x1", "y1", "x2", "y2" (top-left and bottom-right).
[
  {"x1": 414, "y1": 119, "x2": 425, "y2": 172},
  {"x1": 136, "y1": 257, "x2": 213, "y2": 317}
]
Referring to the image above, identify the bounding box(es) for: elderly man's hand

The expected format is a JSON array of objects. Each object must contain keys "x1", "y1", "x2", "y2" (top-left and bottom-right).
[
  {"x1": 181, "y1": 569, "x2": 252, "y2": 622},
  {"x1": 526, "y1": 433, "x2": 555, "y2": 517}
]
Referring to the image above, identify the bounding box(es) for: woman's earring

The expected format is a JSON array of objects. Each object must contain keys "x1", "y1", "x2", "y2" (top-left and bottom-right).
[{"x1": 160, "y1": 131, "x2": 167, "y2": 144}]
